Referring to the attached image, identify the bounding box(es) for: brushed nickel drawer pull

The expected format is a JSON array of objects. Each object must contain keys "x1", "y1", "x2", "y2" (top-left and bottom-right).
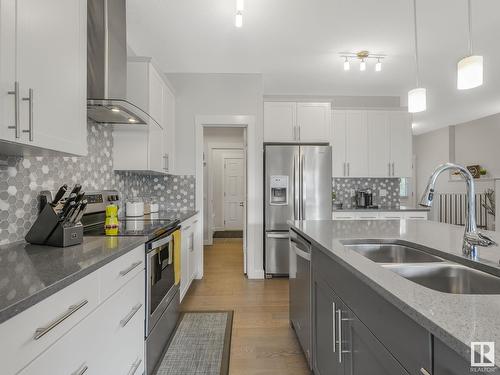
[
  {"x1": 128, "y1": 358, "x2": 142, "y2": 375},
  {"x1": 7, "y1": 81, "x2": 20, "y2": 138},
  {"x1": 332, "y1": 302, "x2": 336, "y2": 353},
  {"x1": 34, "y1": 299, "x2": 88, "y2": 340},
  {"x1": 72, "y1": 363, "x2": 88, "y2": 375},
  {"x1": 22, "y1": 88, "x2": 33, "y2": 141},
  {"x1": 119, "y1": 261, "x2": 142, "y2": 277},
  {"x1": 120, "y1": 304, "x2": 142, "y2": 328},
  {"x1": 420, "y1": 368, "x2": 431, "y2": 375},
  {"x1": 337, "y1": 308, "x2": 342, "y2": 363}
]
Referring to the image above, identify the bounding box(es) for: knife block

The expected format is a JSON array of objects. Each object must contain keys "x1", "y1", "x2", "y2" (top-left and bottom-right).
[{"x1": 25, "y1": 204, "x2": 83, "y2": 247}]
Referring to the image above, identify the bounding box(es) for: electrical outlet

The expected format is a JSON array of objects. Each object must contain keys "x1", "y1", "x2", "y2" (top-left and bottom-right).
[
  {"x1": 350, "y1": 189, "x2": 355, "y2": 196},
  {"x1": 379, "y1": 189, "x2": 387, "y2": 197}
]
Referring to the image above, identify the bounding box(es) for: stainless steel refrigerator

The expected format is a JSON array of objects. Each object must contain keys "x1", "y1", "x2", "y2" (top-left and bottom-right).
[{"x1": 264, "y1": 144, "x2": 332, "y2": 276}]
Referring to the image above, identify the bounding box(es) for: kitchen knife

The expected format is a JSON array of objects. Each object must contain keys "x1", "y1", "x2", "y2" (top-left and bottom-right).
[
  {"x1": 60, "y1": 201, "x2": 76, "y2": 223},
  {"x1": 50, "y1": 184, "x2": 68, "y2": 207},
  {"x1": 70, "y1": 200, "x2": 88, "y2": 224},
  {"x1": 74, "y1": 191, "x2": 85, "y2": 205},
  {"x1": 59, "y1": 192, "x2": 77, "y2": 217},
  {"x1": 68, "y1": 184, "x2": 82, "y2": 196}
]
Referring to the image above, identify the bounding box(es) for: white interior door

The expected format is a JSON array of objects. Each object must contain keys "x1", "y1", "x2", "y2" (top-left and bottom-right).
[{"x1": 223, "y1": 157, "x2": 245, "y2": 230}]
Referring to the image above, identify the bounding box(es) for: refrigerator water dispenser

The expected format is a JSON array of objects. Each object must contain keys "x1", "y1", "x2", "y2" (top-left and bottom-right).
[{"x1": 270, "y1": 175, "x2": 289, "y2": 205}]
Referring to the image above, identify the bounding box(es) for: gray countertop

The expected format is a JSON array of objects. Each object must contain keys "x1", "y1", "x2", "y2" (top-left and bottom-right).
[
  {"x1": 333, "y1": 205, "x2": 430, "y2": 212},
  {"x1": 0, "y1": 210, "x2": 198, "y2": 324},
  {"x1": 0, "y1": 236, "x2": 147, "y2": 324},
  {"x1": 289, "y1": 219, "x2": 500, "y2": 364}
]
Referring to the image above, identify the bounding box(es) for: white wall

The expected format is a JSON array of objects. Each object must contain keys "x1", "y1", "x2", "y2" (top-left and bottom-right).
[
  {"x1": 167, "y1": 73, "x2": 264, "y2": 175},
  {"x1": 414, "y1": 113, "x2": 500, "y2": 220}
]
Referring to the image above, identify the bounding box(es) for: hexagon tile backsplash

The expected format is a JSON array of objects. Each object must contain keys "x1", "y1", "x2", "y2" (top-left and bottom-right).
[
  {"x1": 0, "y1": 121, "x2": 195, "y2": 245},
  {"x1": 333, "y1": 177, "x2": 401, "y2": 209}
]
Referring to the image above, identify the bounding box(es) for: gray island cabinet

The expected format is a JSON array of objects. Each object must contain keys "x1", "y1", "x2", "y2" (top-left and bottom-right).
[
  {"x1": 291, "y1": 219, "x2": 500, "y2": 375},
  {"x1": 312, "y1": 248, "x2": 430, "y2": 375}
]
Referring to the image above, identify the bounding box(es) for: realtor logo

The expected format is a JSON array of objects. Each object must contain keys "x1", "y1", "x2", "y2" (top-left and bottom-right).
[{"x1": 471, "y1": 342, "x2": 495, "y2": 368}]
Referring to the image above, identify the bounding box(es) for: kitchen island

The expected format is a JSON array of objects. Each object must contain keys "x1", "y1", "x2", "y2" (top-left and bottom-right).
[{"x1": 290, "y1": 219, "x2": 500, "y2": 374}]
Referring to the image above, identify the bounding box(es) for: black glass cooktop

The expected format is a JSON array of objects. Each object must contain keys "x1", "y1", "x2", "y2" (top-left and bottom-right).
[{"x1": 84, "y1": 218, "x2": 180, "y2": 237}]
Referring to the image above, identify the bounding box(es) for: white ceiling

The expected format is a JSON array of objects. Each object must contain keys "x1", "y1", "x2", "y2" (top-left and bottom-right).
[{"x1": 127, "y1": 0, "x2": 500, "y2": 134}]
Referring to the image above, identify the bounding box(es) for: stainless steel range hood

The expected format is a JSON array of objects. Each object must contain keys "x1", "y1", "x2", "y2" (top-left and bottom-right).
[{"x1": 87, "y1": 0, "x2": 151, "y2": 125}]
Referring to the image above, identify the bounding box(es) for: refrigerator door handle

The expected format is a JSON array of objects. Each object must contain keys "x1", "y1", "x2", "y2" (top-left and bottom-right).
[
  {"x1": 294, "y1": 153, "x2": 300, "y2": 220},
  {"x1": 300, "y1": 152, "x2": 306, "y2": 220}
]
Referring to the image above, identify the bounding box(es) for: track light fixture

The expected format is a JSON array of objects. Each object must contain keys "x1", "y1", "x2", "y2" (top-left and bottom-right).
[{"x1": 339, "y1": 51, "x2": 386, "y2": 72}]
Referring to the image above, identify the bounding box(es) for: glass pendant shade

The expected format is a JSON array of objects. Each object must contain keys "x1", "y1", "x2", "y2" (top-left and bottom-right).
[
  {"x1": 235, "y1": 12, "x2": 243, "y2": 27},
  {"x1": 457, "y1": 55, "x2": 483, "y2": 90},
  {"x1": 408, "y1": 88, "x2": 426, "y2": 113}
]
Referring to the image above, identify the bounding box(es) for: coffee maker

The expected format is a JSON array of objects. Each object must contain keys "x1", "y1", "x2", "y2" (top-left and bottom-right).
[{"x1": 355, "y1": 190, "x2": 373, "y2": 208}]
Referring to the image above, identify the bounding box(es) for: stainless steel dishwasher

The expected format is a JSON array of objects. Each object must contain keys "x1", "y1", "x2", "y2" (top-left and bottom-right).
[{"x1": 289, "y1": 229, "x2": 312, "y2": 368}]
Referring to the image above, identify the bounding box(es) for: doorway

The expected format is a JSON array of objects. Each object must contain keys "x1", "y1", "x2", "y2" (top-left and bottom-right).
[{"x1": 202, "y1": 126, "x2": 247, "y2": 272}]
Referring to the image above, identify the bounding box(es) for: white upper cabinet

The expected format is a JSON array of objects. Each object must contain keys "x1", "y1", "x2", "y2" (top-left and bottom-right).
[
  {"x1": 114, "y1": 58, "x2": 176, "y2": 174},
  {"x1": 163, "y1": 84, "x2": 176, "y2": 174},
  {"x1": 332, "y1": 110, "x2": 412, "y2": 178},
  {"x1": 264, "y1": 101, "x2": 331, "y2": 142},
  {"x1": 296, "y1": 102, "x2": 331, "y2": 142},
  {"x1": 332, "y1": 110, "x2": 368, "y2": 177},
  {"x1": 367, "y1": 111, "x2": 390, "y2": 177},
  {"x1": 389, "y1": 111, "x2": 412, "y2": 177},
  {"x1": 345, "y1": 111, "x2": 369, "y2": 177},
  {"x1": 263, "y1": 102, "x2": 296, "y2": 142},
  {"x1": 0, "y1": 0, "x2": 87, "y2": 156}
]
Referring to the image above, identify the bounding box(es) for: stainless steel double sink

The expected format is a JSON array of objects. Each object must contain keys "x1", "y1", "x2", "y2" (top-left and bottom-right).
[{"x1": 342, "y1": 241, "x2": 500, "y2": 295}]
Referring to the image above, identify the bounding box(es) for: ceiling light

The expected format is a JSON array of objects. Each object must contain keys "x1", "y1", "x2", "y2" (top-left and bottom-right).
[
  {"x1": 408, "y1": 0, "x2": 426, "y2": 113},
  {"x1": 375, "y1": 58, "x2": 382, "y2": 72},
  {"x1": 111, "y1": 108, "x2": 120, "y2": 113},
  {"x1": 128, "y1": 118, "x2": 138, "y2": 123},
  {"x1": 408, "y1": 88, "x2": 427, "y2": 113},
  {"x1": 235, "y1": 11, "x2": 243, "y2": 28},
  {"x1": 236, "y1": 0, "x2": 244, "y2": 11},
  {"x1": 457, "y1": 0, "x2": 483, "y2": 90},
  {"x1": 343, "y1": 57, "x2": 350, "y2": 71},
  {"x1": 457, "y1": 55, "x2": 483, "y2": 89},
  {"x1": 360, "y1": 59, "x2": 366, "y2": 71}
]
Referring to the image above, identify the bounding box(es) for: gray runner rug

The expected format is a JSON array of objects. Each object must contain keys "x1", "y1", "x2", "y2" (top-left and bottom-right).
[{"x1": 155, "y1": 311, "x2": 233, "y2": 375}]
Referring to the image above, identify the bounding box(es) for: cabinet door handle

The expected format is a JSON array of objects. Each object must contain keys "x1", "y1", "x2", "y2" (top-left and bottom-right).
[
  {"x1": 119, "y1": 261, "x2": 142, "y2": 277},
  {"x1": 388, "y1": 162, "x2": 391, "y2": 176},
  {"x1": 298, "y1": 126, "x2": 301, "y2": 140},
  {"x1": 343, "y1": 162, "x2": 346, "y2": 176},
  {"x1": 72, "y1": 363, "x2": 88, "y2": 375},
  {"x1": 7, "y1": 81, "x2": 20, "y2": 138},
  {"x1": 337, "y1": 308, "x2": 342, "y2": 363},
  {"x1": 392, "y1": 162, "x2": 395, "y2": 176},
  {"x1": 22, "y1": 88, "x2": 33, "y2": 141},
  {"x1": 332, "y1": 302, "x2": 336, "y2": 353},
  {"x1": 166, "y1": 154, "x2": 169, "y2": 172},
  {"x1": 34, "y1": 299, "x2": 88, "y2": 340},
  {"x1": 128, "y1": 358, "x2": 143, "y2": 375},
  {"x1": 347, "y1": 162, "x2": 350, "y2": 176},
  {"x1": 420, "y1": 368, "x2": 431, "y2": 375},
  {"x1": 120, "y1": 303, "x2": 142, "y2": 328}
]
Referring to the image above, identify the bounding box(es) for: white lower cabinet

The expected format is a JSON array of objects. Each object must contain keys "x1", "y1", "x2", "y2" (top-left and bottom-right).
[
  {"x1": 333, "y1": 211, "x2": 428, "y2": 220},
  {"x1": 2, "y1": 245, "x2": 147, "y2": 375},
  {"x1": 180, "y1": 214, "x2": 200, "y2": 301}
]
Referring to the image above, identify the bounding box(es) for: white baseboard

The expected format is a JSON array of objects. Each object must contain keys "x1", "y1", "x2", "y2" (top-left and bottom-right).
[{"x1": 247, "y1": 268, "x2": 265, "y2": 279}]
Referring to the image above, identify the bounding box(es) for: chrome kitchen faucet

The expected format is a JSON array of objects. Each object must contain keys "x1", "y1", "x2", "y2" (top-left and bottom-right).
[{"x1": 419, "y1": 162, "x2": 497, "y2": 256}]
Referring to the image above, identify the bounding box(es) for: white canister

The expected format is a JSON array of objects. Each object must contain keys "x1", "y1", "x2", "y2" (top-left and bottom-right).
[{"x1": 126, "y1": 200, "x2": 144, "y2": 217}]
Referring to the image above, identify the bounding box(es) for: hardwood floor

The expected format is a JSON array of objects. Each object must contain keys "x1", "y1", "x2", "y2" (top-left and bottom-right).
[{"x1": 181, "y1": 238, "x2": 311, "y2": 375}]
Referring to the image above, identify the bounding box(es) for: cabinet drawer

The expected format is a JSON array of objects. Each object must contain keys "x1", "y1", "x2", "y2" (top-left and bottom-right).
[
  {"x1": 96, "y1": 270, "x2": 145, "y2": 375},
  {"x1": 332, "y1": 212, "x2": 357, "y2": 220},
  {"x1": 379, "y1": 212, "x2": 404, "y2": 220},
  {"x1": 99, "y1": 245, "x2": 145, "y2": 302},
  {"x1": 404, "y1": 212, "x2": 428, "y2": 220},
  {"x1": 0, "y1": 272, "x2": 99, "y2": 375},
  {"x1": 313, "y1": 248, "x2": 431, "y2": 375},
  {"x1": 356, "y1": 212, "x2": 380, "y2": 220}
]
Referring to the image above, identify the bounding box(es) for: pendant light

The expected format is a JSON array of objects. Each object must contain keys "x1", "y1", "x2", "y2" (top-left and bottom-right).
[
  {"x1": 343, "y1": 57, "x2": 350, "y2": 71},
  {"x1": 408, "y1": 0, "x2": 426, "y2": 113},
  {"x1": 457, "y1": 0, "x2": 483, "y2": 90}
]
